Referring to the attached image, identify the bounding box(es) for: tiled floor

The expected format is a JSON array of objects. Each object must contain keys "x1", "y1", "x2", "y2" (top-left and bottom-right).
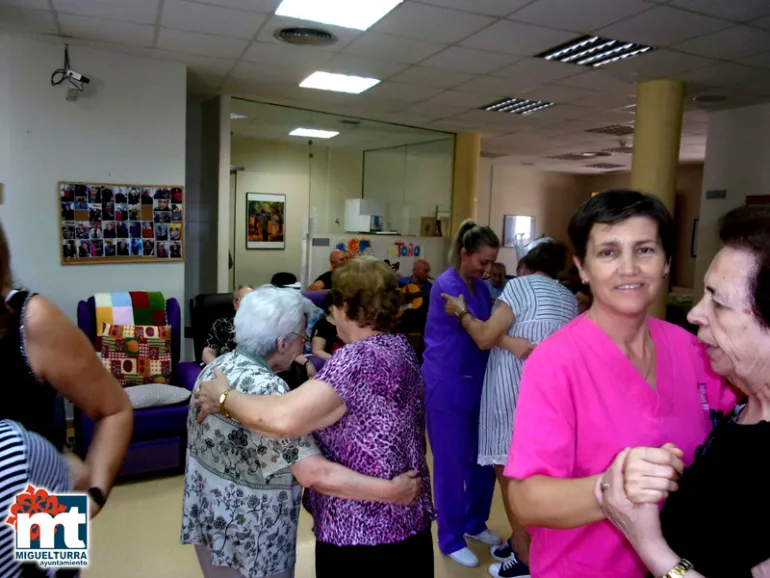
[{"x1": 82, "y1": 473, "x2": 512, "y2": 578}]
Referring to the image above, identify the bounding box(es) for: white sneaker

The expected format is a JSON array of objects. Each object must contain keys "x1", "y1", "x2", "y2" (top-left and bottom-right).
[
  {"x1": 465, "y1": 529, "x2": 503, "y2": 546},
  {"x1": 448, "y1": 547, "x2": 479, "y2": 568}
]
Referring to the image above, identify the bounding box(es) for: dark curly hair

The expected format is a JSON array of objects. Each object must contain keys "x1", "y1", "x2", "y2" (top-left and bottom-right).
[
  {"x1": 718, "y1": 205, "x2": 770, "y2": 330},
  {"x1": 331, "y1": 256, "x2": 400, "y2": 332},
  {"x1": 519, "y1": 241, "x2": 569, "y2": 279}
]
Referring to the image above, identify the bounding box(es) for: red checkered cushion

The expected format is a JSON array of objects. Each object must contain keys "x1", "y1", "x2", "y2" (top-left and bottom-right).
[{"x1": 101, "y1": 324, "x2": 172, "y2": 387}]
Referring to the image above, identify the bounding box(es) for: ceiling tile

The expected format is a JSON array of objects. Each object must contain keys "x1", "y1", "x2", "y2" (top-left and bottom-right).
[
  {"x1": 221, "y1": 77, "x2": 294, "y2": 98},
  {"x1": 157, "y1": 28, "x2": 250, "y2": 58},
  {"x1": 185, "y1": 0, "x2": 279, "y2": 11},
  {"x1": 606, "y1": 49, "x2": 714, "y2": 78},
  {"x1": 739, "y1": 51, "x2": 770, "y2": 69},
  {"x1": 242, "y1": 42, "x2": 334, "y2": 70},
  {"x1": 365, "y1": 81, "x2": 443, "y2": 102},
  {"x1": 348, "y1": 96, "x2": 411, "y2": 113},
  {"x1": 230, "y1": 61, "x2": 313, "y2": 85},
  {"x1": 494, "y1": 57, "x2": 583, "y2": 82},
  {"x1": 571, "y1": 90, "x2": 636, "y2": 109},
  {"x1": 90, "y1": 45, "x2": 237, "y2": 75},
  {"x1": 669, "y1": 0, "x2": 770, "y2": 22},
  {"x1": 403, "y1": 101, "x2": 471, "y2": 119},
  {"x1": 460, "y1": 20, "x2": 576, "y2": 56},
  {"x1": 0, "y1": 6, "x2": 57, "y2": 33},
  {"x1": 372, "y1": 3, "x2": 494, "y2": 44},
  {"x1": 754, "y1": 16, "x2": 770, "y2": 30},
  {"x1": 58, "y1": 14, "x2": 155, "y2": 46},
  {"x1": 0, "y1": 0, "x2": 49, "y2": 8},
  {"x1": 453, "y1": 74, "x2": 539, "y2": 95},
  {"x1": 256, "y1": 15, "x2": 360, "y2": 52},
  {"x1": 416, "y1": 0, "x2": 532, "y2": 17},
  {"x1": 521, "y1": 83, "x2": 598, "y2": 103},
  {"x1": 342, "y1": 32, "x2": 446, "y2": 64},
  {"x1": 507, "y1": 0, "x2": 653, "y2": 33},
  {"x1": 52, "y1": 0, "x2": 159, "y2": 25},
  {"x1": 390, "y1": 65, "x2": 474, "y2": 88},
  {"x1": 673, "y1": 25, "x2": 770, "y2": 60},
  {"x1": 597, "y1": 5, "x2": 730, "y2": 46},
  {"x1": 554, "y1": 69, "x2": 635, "y2": 91},
  {"x1": 427, "y1": 90, "x2": 504, "y2": 108},
  {"x1": 420, "y1": 46, "x2": 518, "y2": 74},
  {"x1": 161, "y1": 0, "x2": 266, "y2": 39},
  {"x1": 325, "y1": 54, "x2": 409, "y2": 79},
  {"x1": 673, "y1": 62, "x2": 760, "y2": 86},
  {"x1": 188, "y1": 71, "x2": 225, "y2": 90}
]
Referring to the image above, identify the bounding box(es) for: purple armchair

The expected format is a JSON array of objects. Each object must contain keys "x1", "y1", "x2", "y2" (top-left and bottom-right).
[{"x1": 75, "y1": 296, "x2": 201, "y2": 478}]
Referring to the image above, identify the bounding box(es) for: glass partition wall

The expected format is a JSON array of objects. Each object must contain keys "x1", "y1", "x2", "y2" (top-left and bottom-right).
[{"x1": 229, "y1": 98, "x2": 454, "y2": 288}]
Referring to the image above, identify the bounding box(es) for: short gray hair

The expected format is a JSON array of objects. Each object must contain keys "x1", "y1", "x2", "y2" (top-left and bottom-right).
[
  {"x1": 233, "y1": 284, "x2": 253, "y2": 301},
  {"x1": 234, "y1": 285, "x2": 315, "y2": 358}
]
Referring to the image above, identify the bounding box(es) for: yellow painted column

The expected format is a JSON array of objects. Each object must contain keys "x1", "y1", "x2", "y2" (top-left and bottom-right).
[
  {"x1": 629, "y1": 79, "x2": 684, "y2": 318},
  {"x1": 451, "y1": 132, "x2": 481, "y2": 234}
]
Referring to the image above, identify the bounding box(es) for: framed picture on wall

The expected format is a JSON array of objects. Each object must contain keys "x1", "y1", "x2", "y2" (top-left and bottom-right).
[
  {"x1": 246, "y1": 193, "x2": 285, "y2": 250},
  {"x1": 502, "y1": 215, "x2": 535, "y2": 249}
]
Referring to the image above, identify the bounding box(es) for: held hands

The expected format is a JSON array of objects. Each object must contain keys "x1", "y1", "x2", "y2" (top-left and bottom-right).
[
  {"x1": 388, "y1": 470, "x2": 422, "y2": 505},
  {"x1": 194, "y1": 368, "x2": 230, "y2": 424},
  {"x1": 623, "y1": 443, "x2": 684, "y2": 504},
  {"x1": 509, "y1": 337, "x2": 536, "y2": 360},
  {"x1": 441, "y1": 293, "x2": 467, "y2": 318},
  {"x1": 63, "y1": 449, "x2": 90, "y2": 492}
]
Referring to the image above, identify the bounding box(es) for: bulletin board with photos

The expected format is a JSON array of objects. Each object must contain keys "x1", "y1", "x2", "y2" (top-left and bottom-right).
[{"x1": 59, "y1": 181, "x2": 184, "y2": 265}]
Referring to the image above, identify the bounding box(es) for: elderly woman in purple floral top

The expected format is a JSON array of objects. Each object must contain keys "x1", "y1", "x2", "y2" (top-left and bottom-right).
[{"x1": 196, "y1": 256, "x2": 436, "y2": 577}]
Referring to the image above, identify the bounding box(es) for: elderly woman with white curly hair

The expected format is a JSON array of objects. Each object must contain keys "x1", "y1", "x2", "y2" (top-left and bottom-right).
[{"x1": 181, "y1": 285, "x2": 420, "y2": 578}]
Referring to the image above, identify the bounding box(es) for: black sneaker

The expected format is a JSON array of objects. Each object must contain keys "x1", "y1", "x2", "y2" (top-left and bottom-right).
[
  {"x1": 490, "y1": 540, "x2": 514, "y2": 562},
  {"x1": 489, "y1": 554, "x2": 531, "y2": 578}
]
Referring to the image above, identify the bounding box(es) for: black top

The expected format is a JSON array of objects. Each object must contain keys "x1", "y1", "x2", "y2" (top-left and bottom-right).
[
  {"x1": 314, "y1": 270, "x2": 333, "y2": 289},
  {"x1": 0, "y1": 291, "x2": 63, "y2": 451},
  {"x1": 205, "y1": 317, "x2": 236, "y2": 356},
  {"x1": 311, "y1": 317, "x2": 344, "y2": 354},
  {"x1": 660, "y1": 401, "x2": 770, "y2": 577}
]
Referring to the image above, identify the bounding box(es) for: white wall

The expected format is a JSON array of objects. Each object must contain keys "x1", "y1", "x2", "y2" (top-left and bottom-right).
[
  {"x1": 363, "y1": 139, "x2": 454, "y2": 235},
  {"x1": 695, "y1": 103, "x2": 770, "y2": 293},
  {"x1": 0, "y1": 35, "x2": 186, "y2": 325},
  {"x1": 476, "y1": 161, "x2": 591, "y2": 273},
  {"x1": 230, "y1": 137, "x2": 362, "y2": 287}
]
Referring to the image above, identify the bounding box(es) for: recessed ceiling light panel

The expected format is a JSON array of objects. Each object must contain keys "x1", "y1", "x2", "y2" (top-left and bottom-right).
[
  {"x1": 586, "y1": 124, "x2": 635, "y2": 136},
  {"x1": 289, "y1": 128, "x2": 340, "y2": 139},
  {"x1": 536, "y1": 35, "x2": 653, "y2": 68},
  {"x1": 300, "y1": 71, "x2": 380, "y2": 94},
  {"x1": 481, "y1": 98, "x2": 555, "y2": 115},
  {"x1": 276, "y1": 0, "x2": 402, "y2": 31}
]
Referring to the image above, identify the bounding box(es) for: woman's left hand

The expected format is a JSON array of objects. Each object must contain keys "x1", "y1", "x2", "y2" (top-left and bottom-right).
[
  {"x1": 596, "y1": 448, "x2": 664, "y2": 548},
  {"x1": 441, "y1": 293, "x2": 467, "y2": 317},
  {"x1": 194, "y1": 368, "x2": 230, "y2": 423}
]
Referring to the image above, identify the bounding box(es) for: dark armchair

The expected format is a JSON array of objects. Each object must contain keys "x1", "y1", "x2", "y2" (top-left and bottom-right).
[{"x1": 75, "y1": 296, "x2": 200, "y2": 478}]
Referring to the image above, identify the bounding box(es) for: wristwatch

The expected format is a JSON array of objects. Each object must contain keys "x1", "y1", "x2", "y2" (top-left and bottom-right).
[
  {"x1": 219, "y1": 386, "x2": 234, "y2": 419},
  {"x1": 661, "y1": 559, "x2": 693, "y2": 578},
  {"x1": 87, "y1": 487, "x2": 107, "y2": 509}
]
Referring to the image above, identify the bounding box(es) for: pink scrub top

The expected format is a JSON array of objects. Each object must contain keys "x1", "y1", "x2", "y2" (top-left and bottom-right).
[{"x1": 505, "y1": 315, "x2": 736, "y2": 578}]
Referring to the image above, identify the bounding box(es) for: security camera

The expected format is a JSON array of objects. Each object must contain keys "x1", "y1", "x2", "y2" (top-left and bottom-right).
[{"x1": 66, "y1": 69, "x2": 90, "y2": 85}]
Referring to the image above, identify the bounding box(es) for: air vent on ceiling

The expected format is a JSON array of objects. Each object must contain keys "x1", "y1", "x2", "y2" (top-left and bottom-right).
[
  {"x1": 481, "y1": 97, "x2": 555, "y2": 115},
  {"x1": 586, "y1": 124, "x2": 634, "y2": 136},
  {"x1": 603, "y1": 146, "x2": 633, "y2": 154},
  {"x1": 535, "y1": 35, "x2": 654, "y2": 68},
  {"x1": 274, "y1": 27, "x2": 338, "y2": 46},
  {"x1": 481, "y1": 151, "x2": 508, "y2": 159},
  {"x1": 586, "y1": 162, "x2": 625, "y2": 169},
  {"x1": 548, "y1": 153, "x2": 592, "y2": 161},
  {"x1": 339, "y1": 119, "x2": 361, "y2": 125}
]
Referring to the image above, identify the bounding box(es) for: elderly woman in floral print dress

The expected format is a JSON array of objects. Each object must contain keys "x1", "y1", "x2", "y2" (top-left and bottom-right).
[{"x1": 181, "y1": 286, "x2": 420, "y2": 578}]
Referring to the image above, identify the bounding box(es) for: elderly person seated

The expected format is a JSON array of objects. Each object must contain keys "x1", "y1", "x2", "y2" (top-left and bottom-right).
[
  {"x1": 195, "y1": 257, "x2": 436, "y2": 577},
  {"x1": 308, "y1": 249, "x2": 347, "y2": 291},
  {"x1": 202, "y1": 284, "x2": 254, "y2": 365},
  {"x1": 182, "y1": 285, "x2": 421, "y2": 578},
  {"x1": 596, "y1": 205, "x2": 770, "y2": 578}
]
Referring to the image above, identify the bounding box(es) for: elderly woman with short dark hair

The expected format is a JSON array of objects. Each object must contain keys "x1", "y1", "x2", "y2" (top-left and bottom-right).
[
  {"x1": 599, "y1": 205, "x2": 770, "y2": 578},
  {"x1": 182, "y1": 285, "x2": 421, "y2": 578},
  {"x1": 194, "y1": 259, "x2": 435, "y2": 577}
]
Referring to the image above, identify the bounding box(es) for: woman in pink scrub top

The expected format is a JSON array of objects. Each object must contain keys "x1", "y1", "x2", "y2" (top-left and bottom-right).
[{"x1": 505, "y1": 191, "x2": 736, "y2": 578}]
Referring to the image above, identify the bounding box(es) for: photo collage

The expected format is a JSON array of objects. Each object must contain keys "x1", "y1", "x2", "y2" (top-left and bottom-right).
[{"x1": 60, "y1": 183, "x2": 184, "y2": 263}]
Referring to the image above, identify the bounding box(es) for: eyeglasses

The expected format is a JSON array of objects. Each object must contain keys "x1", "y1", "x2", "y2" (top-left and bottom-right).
[{"x1": 288, "y1": 332, "x2": 309, "y2": 345}]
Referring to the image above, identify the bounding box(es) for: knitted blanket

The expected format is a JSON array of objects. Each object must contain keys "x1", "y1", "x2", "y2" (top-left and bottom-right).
[{"x1": 94, "y1": 291, "x2": 167, "y2": 334}]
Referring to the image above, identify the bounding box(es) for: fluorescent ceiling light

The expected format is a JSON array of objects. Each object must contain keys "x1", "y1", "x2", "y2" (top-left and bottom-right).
[
  {"x1": 230, "y1": 113, "x2": 247, "y2": 119},
  {"x1": 276, "y1": 0, "x2": 402, "y2": 31},
  {"x1": 289, "y1": 128, "x2": 340, "y2": 139},
  {"x1": 300, "y1": 71, "x2": 380, "y2": 94},
  {"x1": 536, "y1": 35, "x2": 653, "y2": 68},
  {"x1": 481, "y1": 97, "x2": 555, "y2": 115}
]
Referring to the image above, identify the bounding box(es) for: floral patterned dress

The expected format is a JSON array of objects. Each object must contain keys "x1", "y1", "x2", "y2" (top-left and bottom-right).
[{"x1": 181, "y1": 347, "x2": 320, "y2": 577}]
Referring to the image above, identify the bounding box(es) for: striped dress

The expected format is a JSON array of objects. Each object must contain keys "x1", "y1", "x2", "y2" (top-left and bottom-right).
[
  {"x1": 478, "y1": 275, "x2": 578, "y2": 466},
  {"x1": 0, "y1": 420, "x2": 70, "y2": 578}
]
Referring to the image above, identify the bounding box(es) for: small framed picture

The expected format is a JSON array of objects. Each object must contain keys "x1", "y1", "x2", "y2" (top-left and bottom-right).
[{"x1": 246, "y1": 193, "x2": 285, "y2": 250}]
